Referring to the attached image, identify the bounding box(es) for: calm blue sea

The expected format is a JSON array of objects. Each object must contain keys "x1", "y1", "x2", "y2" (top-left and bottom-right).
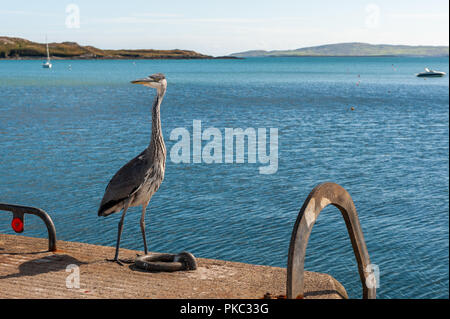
[{"x1": 0, "y1": 57, "x2": 448, "y2": 299}]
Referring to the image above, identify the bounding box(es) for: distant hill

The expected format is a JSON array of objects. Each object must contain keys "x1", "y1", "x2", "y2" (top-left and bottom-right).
[
  {"x1": 0, "y1": 36, "x2": 218, "y2": 60},
  {"x1": 230, "y1": 42, "x2": 449, "y2": 57}
]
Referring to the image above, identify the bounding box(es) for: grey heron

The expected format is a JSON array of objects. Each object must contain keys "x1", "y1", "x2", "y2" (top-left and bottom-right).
[{"x1": 98, "y1": 73, "x2": 167, "y2": 265}]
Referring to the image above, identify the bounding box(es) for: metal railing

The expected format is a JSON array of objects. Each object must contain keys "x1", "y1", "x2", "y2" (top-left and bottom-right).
[
  {"x1": 286, "y1": 182, "x2": 376, "y2": 299},
  {"x1": 0, "y1": 203, "x2": 57, "y2": 252}
]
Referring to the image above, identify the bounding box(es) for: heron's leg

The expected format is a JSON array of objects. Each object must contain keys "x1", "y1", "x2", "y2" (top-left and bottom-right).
[
  {"x1": 140, "y1": 203, "x2": 149, "y2": 255},
  {"x1": 107, "y1": 200, "x2": 130, "y2": 265}
]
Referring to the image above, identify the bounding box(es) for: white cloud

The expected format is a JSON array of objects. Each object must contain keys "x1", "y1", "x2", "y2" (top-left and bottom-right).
[
  {"x1": 0, "y1": 9, "x2": 58, "y2": 17},
  {"x1": 87, "y1": 15, "x2": 307, "y2": 26},
  {"x1": 388, "y1": 13, "x2": 449, "y2": 19}
]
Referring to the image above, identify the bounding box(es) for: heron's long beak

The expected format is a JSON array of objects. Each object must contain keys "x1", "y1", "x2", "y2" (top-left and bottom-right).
[{"x1": 131, "y1": 77, "x2": 156, "y2": 85}]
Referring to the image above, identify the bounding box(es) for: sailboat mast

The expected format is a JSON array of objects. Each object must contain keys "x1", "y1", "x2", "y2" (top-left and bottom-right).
[{"x1": 42, "y1": 36, "x2": 52, "y2": 68}]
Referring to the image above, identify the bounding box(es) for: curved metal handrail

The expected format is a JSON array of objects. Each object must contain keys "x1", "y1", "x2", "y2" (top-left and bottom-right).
[
  {"x1": 286, "y1": 183, "x2": 376, "y2": 299},
  {"x1": 0, "y1": 203, "x2": 57, "y2": 252}
]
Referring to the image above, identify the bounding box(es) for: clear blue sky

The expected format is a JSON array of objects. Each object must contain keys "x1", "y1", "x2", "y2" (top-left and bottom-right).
[{"x1": 1, "y1": 0, "x2": 448, "y2": 56}]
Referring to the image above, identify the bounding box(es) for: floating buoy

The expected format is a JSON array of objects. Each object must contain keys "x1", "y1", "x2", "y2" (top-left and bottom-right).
[{"x1": 351, "y1": 107, "x2": 355, "y2": 111}]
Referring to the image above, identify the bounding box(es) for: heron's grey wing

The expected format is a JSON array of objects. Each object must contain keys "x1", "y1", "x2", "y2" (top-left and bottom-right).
[{"x1": 98, "y1": 150, "x2": 150, "y2": 215}]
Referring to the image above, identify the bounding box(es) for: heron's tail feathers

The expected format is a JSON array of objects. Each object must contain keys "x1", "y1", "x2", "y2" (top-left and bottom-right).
[
  {"x1": 98, "y1": 207, "x2": 118, "y2": 217},
  {"x1": 98, "y1": 199, "x2": 124, "y2": 217}
]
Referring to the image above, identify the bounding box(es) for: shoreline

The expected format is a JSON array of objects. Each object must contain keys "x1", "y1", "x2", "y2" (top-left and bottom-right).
[
  {"x1": 1, "y1": 55, "x2": 446, "y2": 61},
  {"x1": 0, "y1": 56, "x2": 242, "y2": 61},
  {"x1": 228, "y1": 55, "x2": 449, "y2": 58}
]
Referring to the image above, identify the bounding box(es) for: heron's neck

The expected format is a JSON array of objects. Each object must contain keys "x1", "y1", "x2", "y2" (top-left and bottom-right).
[{"x1": 149, "y1": 89, "x2": 166, "y2": 152}]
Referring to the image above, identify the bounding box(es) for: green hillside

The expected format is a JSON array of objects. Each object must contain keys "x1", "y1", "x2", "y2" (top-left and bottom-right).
[
  {"x1": 0, "y1": 36, "x2": 213, "y2": 59},
  {"x1": 231, "y1": 42, "x2": 449, "y2": 57}
]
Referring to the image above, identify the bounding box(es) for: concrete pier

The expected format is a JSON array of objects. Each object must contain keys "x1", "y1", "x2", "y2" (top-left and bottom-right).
[{"x1": 0, "y1": 234, "x2": 347, "y2": 299}]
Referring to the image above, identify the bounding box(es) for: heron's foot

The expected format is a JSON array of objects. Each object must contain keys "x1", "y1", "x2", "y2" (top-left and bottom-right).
[
  {"x1": 136, "y1": 250, "x2": 150, "y2": 257},
  {"x1": 105, "y1": 258, "x2": 135, "y2": 266},
  {"x1": 106, "y1": 258, "x2": 124, "y2": 266},
  {"x1": 119, "y1": 258, "x2": 135, "y2": 264}
]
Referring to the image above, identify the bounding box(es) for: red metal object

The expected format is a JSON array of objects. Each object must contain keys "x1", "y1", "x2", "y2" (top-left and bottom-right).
[
  {"x1": 0, "y1": 203, "x2": 56, "y2": 251},
  {"x1": 11, "y1": 217, "x2": 24, "y2": 233}
]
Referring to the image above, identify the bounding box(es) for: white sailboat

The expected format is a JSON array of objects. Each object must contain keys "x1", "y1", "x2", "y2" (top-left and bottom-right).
[{"x1": 42, "y1": 38, "x2": 52, "y2": 69}]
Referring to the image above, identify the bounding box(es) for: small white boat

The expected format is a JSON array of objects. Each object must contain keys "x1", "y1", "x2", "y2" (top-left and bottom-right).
[
  {"x1": 42, "y1": 40, "x2": 52, "y2": 69},
  {"x1": 416, "y1": 68, "x2": 446, "y2": 78}
]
